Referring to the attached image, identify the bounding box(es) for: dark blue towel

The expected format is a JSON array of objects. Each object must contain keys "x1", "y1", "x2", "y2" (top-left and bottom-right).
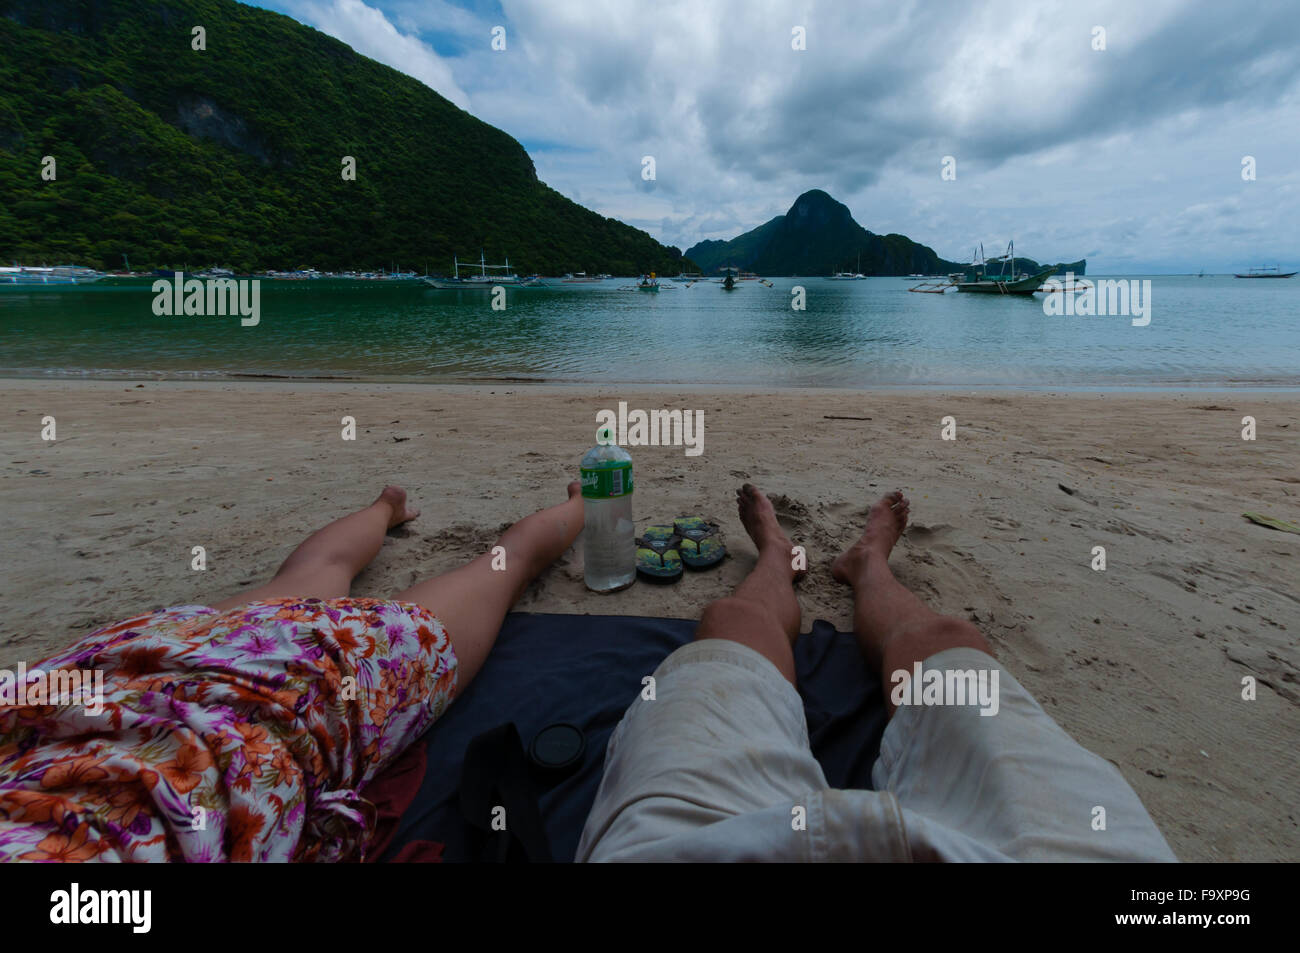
[{"x1": 379, "y1": 612, "x2": 886, "y2": 862}]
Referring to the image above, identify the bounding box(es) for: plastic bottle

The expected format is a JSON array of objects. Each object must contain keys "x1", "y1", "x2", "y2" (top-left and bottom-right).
[{"x1": 581, "y1": 427, "x2": 635, "y2": 592}]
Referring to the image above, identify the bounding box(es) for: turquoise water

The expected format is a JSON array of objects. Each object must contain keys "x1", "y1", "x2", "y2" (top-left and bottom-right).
[{"x1": 0, "y1": 275, "x2": 1296, "y2": 387}]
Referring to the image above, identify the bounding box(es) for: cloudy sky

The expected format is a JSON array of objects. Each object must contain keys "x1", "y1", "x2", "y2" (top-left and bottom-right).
[{"x1": 256, "y1": 0, "x2": 1300, "y2": 273}]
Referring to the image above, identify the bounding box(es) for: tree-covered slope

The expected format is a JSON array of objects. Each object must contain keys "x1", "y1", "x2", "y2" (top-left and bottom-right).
[
  {"x1": 685, "y1": 190, "x2": 1084, "y2": 277},
  {"x1": 686, "y1": 190, "x2": 961, "y2": 276},
  {"x1": 0, "y1": 0, "x2": 690, "y2": 275}
]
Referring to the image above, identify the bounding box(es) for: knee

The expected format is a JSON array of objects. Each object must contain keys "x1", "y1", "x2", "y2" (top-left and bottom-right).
[
  {"x1": 917, "y1": 616, "x2": 992, "y2": 657},
  {"x1": 698, "y1": 597, "x2": 773, "y2": 633}
]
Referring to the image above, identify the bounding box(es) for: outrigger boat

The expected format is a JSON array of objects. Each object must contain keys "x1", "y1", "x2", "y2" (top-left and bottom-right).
[
  {"x1": 637, "y1": 273, "x2": 660, "y2": 292},
  {"x1": 1234, "y1": 266, "x2": 1296, "y2": 278},
  {"x1": 422, "y1": 252, "x2": 520, "y2": 288},
  {"x1": 953, "y1": 242, "x2": 1054, "y2": 295},
  {"x1": 828, "y1": 253, "x2": 866, "y2": 279},
  {"x1": 0, "y1": 265, "x2": 104, "y2": 286}
]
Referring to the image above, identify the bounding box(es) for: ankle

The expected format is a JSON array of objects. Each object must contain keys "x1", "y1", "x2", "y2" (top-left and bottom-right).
[{"x1": 757, "y1": 544, "x2": 799, "y2": 578}]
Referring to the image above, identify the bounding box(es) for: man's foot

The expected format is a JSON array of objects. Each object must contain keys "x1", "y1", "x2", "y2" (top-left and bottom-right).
[
  {"x1": 377, "y1": 485, "x2": 420, "y2": 528},
  {"x1": 831, "y1": 491, "x2": 909, "y2": 584},
  {"x1": 736, "y1": 483, "x2": 803, "y2": 578}
]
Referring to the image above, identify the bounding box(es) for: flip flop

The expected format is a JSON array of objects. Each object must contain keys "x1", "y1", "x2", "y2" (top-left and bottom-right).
[
  {"x1": 636, "y1": 525, "x2": 683, "y2": 583},
  {"x1": 673, "y1": 516, "x2": 726, "y2": 570}
]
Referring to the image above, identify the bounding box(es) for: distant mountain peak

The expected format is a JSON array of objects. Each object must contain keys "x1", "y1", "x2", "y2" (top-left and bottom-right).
[
  {"x1": 786, "y1": 190, "x2": 860, "y2": 232},
  {"x1": 684, "y1": 189, "x2": 949, "y2": 276}
]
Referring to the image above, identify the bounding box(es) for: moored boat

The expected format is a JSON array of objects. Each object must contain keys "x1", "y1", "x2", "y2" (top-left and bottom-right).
[
  {"x1": 1234, "y1": 266, "x2": 1296, "y2": 278},
  {"x1": 0, "y1": 265, "x2": 105, "y2": 286},
  {"x1": 828, "y1": 253, "x2": 866, "y2": 279},
  {"x1": 423, "y1": 252, "x2": 520, "y2": 288},
  {"x1": 954, "y1": 241, "x2": 1054, "y2": 295}
]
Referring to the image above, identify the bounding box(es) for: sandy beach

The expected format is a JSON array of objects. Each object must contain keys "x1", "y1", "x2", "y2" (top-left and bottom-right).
[{"x1": 1, "y1": 379, "x2": 1297, "y2": 861}]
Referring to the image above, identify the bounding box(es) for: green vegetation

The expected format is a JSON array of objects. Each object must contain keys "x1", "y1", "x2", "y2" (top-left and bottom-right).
[
  {"x1": 686, "y1": 190, "x2": 1084, "y2": 277},
  {"x1": 0, "y1": 0, "x2": 691, "y2": 275},
  {"x1": 686, "y1": 191, "x2": 959, "y2": 276}
]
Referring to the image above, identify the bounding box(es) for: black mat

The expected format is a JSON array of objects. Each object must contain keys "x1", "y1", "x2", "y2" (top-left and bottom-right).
[{"x1": 378, "y1": 612, "x2": 887, "y2": 862}]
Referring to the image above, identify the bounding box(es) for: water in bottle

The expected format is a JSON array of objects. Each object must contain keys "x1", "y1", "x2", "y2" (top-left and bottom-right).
[{"x1": 581, "y1": 428, "x2": 635, "y2": 592}]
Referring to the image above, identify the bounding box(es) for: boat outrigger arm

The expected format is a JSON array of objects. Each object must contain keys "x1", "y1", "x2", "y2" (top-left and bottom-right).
[
  {"x1": 452, "y1": 251, "x2": 517, "y2": 281},
  {"x1": 953, "y1": 240, "x2": 1056, "y2": 295}
]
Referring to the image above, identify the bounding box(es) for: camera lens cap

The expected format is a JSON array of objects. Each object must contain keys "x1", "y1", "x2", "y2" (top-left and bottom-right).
[{"x1": 529, "y1": 723, "x2": 586, "y2": 773}]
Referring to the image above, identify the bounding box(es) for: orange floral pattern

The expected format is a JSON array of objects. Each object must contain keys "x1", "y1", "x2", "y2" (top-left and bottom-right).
[{"x1": 0, "y1": 598, "x2": 456, "y2": 862}]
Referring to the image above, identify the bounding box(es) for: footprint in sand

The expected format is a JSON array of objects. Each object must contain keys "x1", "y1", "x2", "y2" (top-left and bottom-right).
[
  {"x1": 905, "y1": 521, "x2": 954, "y2": 541},
  {"x1": 765, "y1": 492, "x2": 810, "y2": 533}
]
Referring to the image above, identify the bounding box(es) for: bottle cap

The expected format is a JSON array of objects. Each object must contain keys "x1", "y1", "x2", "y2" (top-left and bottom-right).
[
  {"x1": 596, "y1": 425, "x2": 614, "y2": 445},
  {"x1": 529, "y1": 722, "x2": 586, "y2": 773}
]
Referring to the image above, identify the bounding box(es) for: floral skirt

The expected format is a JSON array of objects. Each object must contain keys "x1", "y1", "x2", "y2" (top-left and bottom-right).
[{"x1": 0, "y1": 598, "x2": 457, "y2": 862}]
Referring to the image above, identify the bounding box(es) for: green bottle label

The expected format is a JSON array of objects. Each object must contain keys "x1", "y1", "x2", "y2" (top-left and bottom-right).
[{"x1": 581, "y1": 462, "x2": 633, "y2": 499}]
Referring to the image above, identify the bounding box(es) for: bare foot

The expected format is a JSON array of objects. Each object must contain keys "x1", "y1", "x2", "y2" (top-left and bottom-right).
[
  {"x1": 566, "y1": 480, "x2": 581, "y2": 501},
  {"x1": 377, "y1": 485, "x2": 420, "y2": 528},
  {"x1": 831, "y1": 491, "x2": 909, "y2": 584},
  {"x1": 736, "y1": 483, "x2": 803, "y2": 578}
]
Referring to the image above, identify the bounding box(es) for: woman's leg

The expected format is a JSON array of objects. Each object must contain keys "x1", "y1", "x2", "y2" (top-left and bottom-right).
[
  {"x1": 394, "y1": 481, "x2": 583, "y2": 691},
  {"x1": 210, "y1": 486, "x2": 417, "y2": 612},
  {"x1": 831, "y1": 491, "x2": 992, "y2": 714},
  {"x1": 692, "y1": 484, "x2": 803, "y2": 684}
]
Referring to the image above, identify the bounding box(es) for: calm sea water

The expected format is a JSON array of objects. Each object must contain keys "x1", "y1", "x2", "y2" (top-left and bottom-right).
[{"x1": 0, "y1": 276, "x2": 1296, "y2": 388}]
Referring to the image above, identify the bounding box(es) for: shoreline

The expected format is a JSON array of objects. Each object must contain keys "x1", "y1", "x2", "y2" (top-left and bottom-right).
[
  {"x1": 2, "y1": 380, "x2": 1297, "y2": 861},
  {"x1": 2, "y1": 374, "x2": 1299, "y2": 394}
]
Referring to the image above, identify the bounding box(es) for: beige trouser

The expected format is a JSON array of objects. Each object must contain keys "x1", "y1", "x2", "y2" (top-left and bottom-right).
[{"x1": 577, "y1": 641, "x2": 1176, "y2": 862}]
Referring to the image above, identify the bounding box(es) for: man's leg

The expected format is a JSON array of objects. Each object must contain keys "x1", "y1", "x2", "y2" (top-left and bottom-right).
[
  {"x1": 831, "y1": 491, "x2": 992, "y2": 713},
  {"x1": 578, "y1": 484, "x2": 834, "y2": 861},
  {"x1": 833, "y1": 492, "x2": 1175, "y2": 861},
  {"x1": 394, "y1": 481, "x2": 583, "y2": 691},
  {"x1": 693, "y1": 484, "x2": 803, "y2": 683},
  {"x1": 211, "y1": 485, "x2": 418, "y2": 611}
]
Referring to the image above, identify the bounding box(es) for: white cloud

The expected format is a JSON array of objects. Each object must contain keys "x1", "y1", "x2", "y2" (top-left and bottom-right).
[{"x1": 259, "y1": 0, "x2": 1300, "y2": 270}]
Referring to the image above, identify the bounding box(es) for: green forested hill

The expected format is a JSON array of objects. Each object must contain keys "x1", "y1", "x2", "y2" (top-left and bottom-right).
[
  {"x1": 0, "y1": 0, "x2": 690, "y2": 275},
  {"x1": 686, "y1": 191, "x2": 961, "y2": 276},
  {"x1": 686, "y1": 189, "x2": 1086, "y2": 277}
]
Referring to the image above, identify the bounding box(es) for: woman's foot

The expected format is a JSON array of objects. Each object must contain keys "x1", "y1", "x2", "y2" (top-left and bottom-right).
[
  {"x1": 377, "y1": 485, "x2": 420, "y2": 529},
  {"x1": 736, "y1": 483, "x2": 803, "y2": 579},
  {"x1": 831, "y1": 491, "x2": 909, "y2": 584}
]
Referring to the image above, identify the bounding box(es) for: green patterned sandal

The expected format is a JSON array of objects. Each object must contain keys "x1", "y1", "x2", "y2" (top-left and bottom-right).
[
  {"x1": 636, "y1": 525, "x2": 684, "y2": 583},
  {"x1": 673, "y1": 516, "x2": 727, "y2": 570}
]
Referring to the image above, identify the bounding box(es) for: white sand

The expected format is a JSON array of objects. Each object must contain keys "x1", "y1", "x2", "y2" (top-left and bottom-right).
[{"x1": 2, "y1": 380, "x2": 1297, "y2": 861}]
